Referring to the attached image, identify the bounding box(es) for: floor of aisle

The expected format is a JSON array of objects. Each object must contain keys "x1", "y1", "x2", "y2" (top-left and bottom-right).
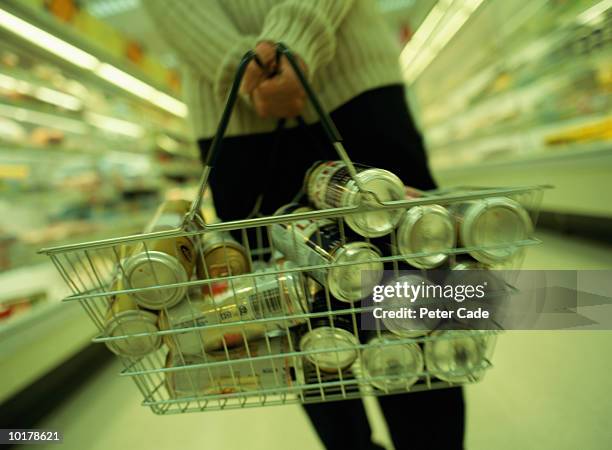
[{"x1": 27, "y1": 231, "x2": 612, "y2": 450}]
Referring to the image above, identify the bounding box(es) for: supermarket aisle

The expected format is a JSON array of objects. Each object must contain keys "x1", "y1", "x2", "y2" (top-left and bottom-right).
[{"x1": 27, "y1": 231, "x2": 612, "y2": 450}]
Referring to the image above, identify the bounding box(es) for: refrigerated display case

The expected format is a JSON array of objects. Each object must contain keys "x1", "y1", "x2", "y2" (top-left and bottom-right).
[
  {"x1": 407, "y1": 0, "x2": 612, "y2": 217},
  {"x1": 0, "y1": 5, "x2": 200, "y2": 403}
]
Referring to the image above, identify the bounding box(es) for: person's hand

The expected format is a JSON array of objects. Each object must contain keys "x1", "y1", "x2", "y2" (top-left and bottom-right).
[
  {"x1": 251, "y1": 55, "x2": 307, "y2": 119},
  {"x1": 240, "y1": 41, "x2": 277, "y2": 95}
]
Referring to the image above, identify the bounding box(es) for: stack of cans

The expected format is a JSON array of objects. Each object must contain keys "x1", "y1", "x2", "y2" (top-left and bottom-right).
[
  {"x1": 101, "y1": 162, "x2": 534, "y2": 399},
  {"x1": 101, "y1": 200, "x2": 307, "y2": 398}
]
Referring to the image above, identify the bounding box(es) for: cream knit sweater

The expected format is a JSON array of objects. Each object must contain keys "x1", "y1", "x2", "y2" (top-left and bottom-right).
[{"x1": 145, "y1": 0, "x2": 403, "y2": 138}]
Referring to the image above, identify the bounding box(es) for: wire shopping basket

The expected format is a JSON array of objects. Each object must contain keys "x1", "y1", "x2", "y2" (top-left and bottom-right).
[{"x1": 40, "y1": 43, "x2": 549, "y2": 414}]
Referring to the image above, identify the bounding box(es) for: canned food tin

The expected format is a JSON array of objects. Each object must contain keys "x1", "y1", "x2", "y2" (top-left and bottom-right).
[
  {"x1": 362, "y1": 334, "x2": 424, "y2": 391},
  {"x1": 424, "y1": 326, "x2": 489, "y2": 383},
  {"x1": 396, "y1": 205, "x2": 455, "y2": 269},
  {"x1": 298, "y1": 315, "x2": 359, "y2": 372},
  {"x1": 197, "y1": 231, "x2": 251, "y2": 280},
  {"x1": 305, "y1": 161, "x2": 405, "y2": 237},
  {"x1": 104, "y1": 280, "x2": 161, "y2": 358},
  {"x1": 165, "y1": 336, "x2": 297, "y2": 398},
  {"x1": 451, "y1": 197, "x2": 533, "y2": 265},
  {"x1": 159, "y1": 268, "x2": 310, "y2": 353},
  {"x1": 123, "y1": 200, "x2": 199, "y2": 310},
  {"x1": 271, "y1": 203, "x2": 384, "y2": 302}
]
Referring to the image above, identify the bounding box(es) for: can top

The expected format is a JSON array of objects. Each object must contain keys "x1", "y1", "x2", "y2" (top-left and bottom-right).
[
  {"x1": 299, "y1": 325, "x2": 359, "y2": 370},
  {"x1": 397, "y1": 205, "x2": 455, "y2": 269},
  {"x1": 362, "y1": 334, "x2": 424, "y2": 382},
  {"x1": 123, "y1": 250, "x2": 189, "y2": 309},
  {"x1": 201, "y1": 231, "x2": 243, "y2": 253},
  {"x1": 425, "y1": 327, "x2": 488, "y2": 377},
  {"x1": 381, "y1": 274, "x2": 441, "y2": 336},
  {"x1": 329, "y1": 242, "x2": 383, "y2": 302},
  {"x1": 105, "y1": 309, "x2": 160, "y2": 357},
  {"x1": 342, "y1": 168, "x2": 406, "y2": 238},
  {"x1": 460, "y1": 197, "x2": 533, "y2": 264}
]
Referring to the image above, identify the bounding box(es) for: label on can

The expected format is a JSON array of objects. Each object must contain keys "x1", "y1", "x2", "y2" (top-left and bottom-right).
[
  {"x1": 271, "y1": 213, "x2": 343, "y2": 287},
  {"x1": 306, "y1": 161, "x2": 367, "y2": 209},
  {"x1": 198, "y1": 237, "x2": 250, "y2": 280},
  {"x1": 162, "y1": 275, "x2": 304, "y2": 352},
  {"x1": 165, "y1": 337, "x2": 298, "y2": 397}
]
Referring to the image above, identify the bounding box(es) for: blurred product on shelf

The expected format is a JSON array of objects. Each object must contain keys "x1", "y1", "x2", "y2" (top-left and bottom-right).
[
  {"x1": 0, "y1": 117, "x2": 26, "y2": 143},
  {"x1": 545, "y1": 116, "x2": 612, "y2": 145},
  {"x1": 0, "y1": 293, "x2": 44, "y2": 323},
  {"x1": 305, "y1": 160, "x2": 405, "y2": 237},
  {"x1": 417, "y1": 0, "x2": 611, "y2": 169},
  {"x1": 271, "y1": 203, "x2": 384, "y2": 303},
  {"x1": 29, "y1": 127, "x2": 64, "y2": 146},
  {"x1": 451, "y1": 197, "x2": 533, "y2": 265},
  {"x1": 0, "y1": 231, "x2": 17, "y2": 270},
  {"x1": 395, "y1": 204, "x2": 456, "y2": 269},
  {"x1": 123, "y1": 200, "x2": 199, "y2": 310},
  {"x1": 361, "y1": 333, "x2": 424, "y2": 391},
  {"x1": 165, "y1": 336, "x2": 297, "y2": 398}
]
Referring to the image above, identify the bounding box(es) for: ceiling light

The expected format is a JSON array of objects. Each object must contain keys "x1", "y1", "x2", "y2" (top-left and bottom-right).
[
  {"x1": 401, "y1": 0, "x2": 485, "y2": 84},
  {"x1": 0, "y1": 7, "x2": 187, "y2": 118},
  {"x1": 577, "y1": 0, "x2": 612, "y2": 25},
  {"x1": 95, "y1": 63, "x2": 157, "y2": 99},
  {"x1": 0, "y1": 103, "x2": 88, "y2": 134},
  {"x1": 85, "y1": 111, "x2": 145, "y2": 138},
  {"x1": 0, "y1": 8, "x2": 99, "y2": 70}
]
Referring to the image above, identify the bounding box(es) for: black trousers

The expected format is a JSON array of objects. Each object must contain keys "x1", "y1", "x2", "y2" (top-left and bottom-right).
[{"x1": 198, "y1": 85, "x2": 464, "y2": 450}]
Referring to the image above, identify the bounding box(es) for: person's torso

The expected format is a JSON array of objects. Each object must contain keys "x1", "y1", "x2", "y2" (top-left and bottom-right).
[{"x1": 184, "y1": 0, "x2": 403, "y2": 138}]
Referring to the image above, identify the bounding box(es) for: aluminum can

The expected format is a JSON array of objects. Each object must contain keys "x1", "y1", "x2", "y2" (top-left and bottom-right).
[
  {"x1": 380, "y1": 274, "x2": 443, "y2": 337},
  {"x1": 165, "y1": 336, "x2": 299, "y2": 398},
  {"x1": 159, "y1": 267, "x2": 310, "y2": 353},
  {"x1": 104, "y1": 278, "x2": 161, "y2": 358},
  {"x1": 362, "y1": 333, "x2": 424, "y2": 391},
  {"x1": 396, "y1": 205, "x2": 455, "y2": 269},
  {"x1": 123, "y1": 200, "x2": 198, "y2": 310},
  {"x1": 271, "y1": 203, "x2": 383, "y2": 302},
  {"x1": 196, "y1": 230, "x2": 251, "y2": 280},
  {"x1": 298, "y1": 314, "x2": 359, "y2": 372},
  {"x1": 305, "y1": 161, "x2": 405, "y2": 237},
  {"x1": 424, "y1": 325, "x2": 490, "y2": 383},
  {"x1": 451, "y1": 197, "x2": 533, "y2": 265}
]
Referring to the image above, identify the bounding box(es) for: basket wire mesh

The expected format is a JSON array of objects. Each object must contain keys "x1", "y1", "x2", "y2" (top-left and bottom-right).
[{"x1": 40, "y1": 43, "x2": 548, "y2": 414}]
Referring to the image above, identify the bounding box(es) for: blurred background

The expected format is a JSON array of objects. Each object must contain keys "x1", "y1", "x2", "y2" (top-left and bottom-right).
[{"x1": 0, "y1": 0, "x2": 610, "y2": 449}]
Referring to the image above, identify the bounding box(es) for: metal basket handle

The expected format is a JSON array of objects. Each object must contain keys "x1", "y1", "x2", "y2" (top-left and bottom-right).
[{"x1": 185, "y1": 42, "x2": 370, "y2": 227}]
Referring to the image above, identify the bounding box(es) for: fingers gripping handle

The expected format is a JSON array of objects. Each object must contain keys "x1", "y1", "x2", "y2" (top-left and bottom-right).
[
  {"x1": 276, "y1": 43, "x2": 364, "y2": 187},
  {"x1": 185, "y1": 44, "x2": 364, "y2": 227}
]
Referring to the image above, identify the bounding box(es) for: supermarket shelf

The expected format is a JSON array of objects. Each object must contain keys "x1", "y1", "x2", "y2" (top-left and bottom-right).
[
  {"x1": 0, "y1": 206, "x2": 163, "y2": 403},
  {"x1": 428, "y1": 113, "x2": 611, "y2": 160},
  {"x1": 434, "y1": 142, "x2": 612, "y2": 218},
  {"x1": 0, "y1": 262, "x2": 97, "y2": 403}
]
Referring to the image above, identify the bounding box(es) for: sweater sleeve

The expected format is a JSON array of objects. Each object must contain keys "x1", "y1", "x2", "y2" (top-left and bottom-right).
[
  {"x1": 257, "y1": 0, "x2": 355, "y2": 78},
  {"x1": 144, "y1": 0, "x2": 256, "y2": 99}
]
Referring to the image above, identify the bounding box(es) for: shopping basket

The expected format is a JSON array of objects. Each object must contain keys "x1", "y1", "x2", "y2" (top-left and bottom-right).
[{"x1": 39, "y1": 43, "x2": 548, "y2": 414}]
